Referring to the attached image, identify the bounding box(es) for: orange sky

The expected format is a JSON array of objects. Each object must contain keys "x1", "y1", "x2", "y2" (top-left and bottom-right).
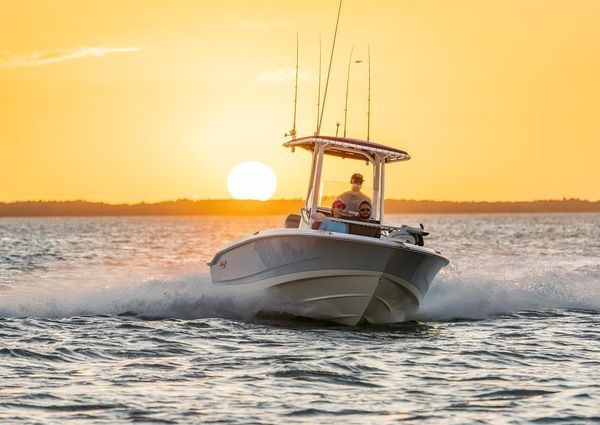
[{"x1": 1, "y1": 0, "x2": 599, "y2": 203}]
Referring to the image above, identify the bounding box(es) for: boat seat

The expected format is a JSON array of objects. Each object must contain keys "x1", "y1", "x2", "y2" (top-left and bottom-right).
[
  {"x1": 285, "y1": 214, "x2": 301, "y2": 228},
  {"x1": 348, "y1": 222, "x2": 381, "y2": 238}
]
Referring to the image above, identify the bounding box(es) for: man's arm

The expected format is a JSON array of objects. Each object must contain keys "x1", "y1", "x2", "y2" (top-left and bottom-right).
[{"x1": 310, "y1": 212, "x2": 326, "y2": 230}]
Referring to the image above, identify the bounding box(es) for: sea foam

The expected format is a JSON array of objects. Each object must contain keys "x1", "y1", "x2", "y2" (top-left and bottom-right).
[{"x1": 1, "y1": 262, "x2": 598, "y2": 321}]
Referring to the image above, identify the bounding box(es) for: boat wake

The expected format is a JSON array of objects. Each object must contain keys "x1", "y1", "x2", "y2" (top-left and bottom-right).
[
  {"x1": 1, "y1": 261, "x2": 598, "y2": 321},
  {"x1": 0, "y1": 273, "x2": 267, "y2": 320},
  {"x1": 417, "y1": 262, "x2": 600, "y2": 321}
]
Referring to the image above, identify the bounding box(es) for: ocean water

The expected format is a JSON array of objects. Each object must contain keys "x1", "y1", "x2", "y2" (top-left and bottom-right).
[{"x1": 1, "y1": 214, "x2": 599, "y2": 424}]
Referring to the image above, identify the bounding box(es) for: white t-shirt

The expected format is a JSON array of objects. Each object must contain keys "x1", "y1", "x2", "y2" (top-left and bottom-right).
[{"x1": 337, "y1": 190, "x2": 371, "y2": 213}]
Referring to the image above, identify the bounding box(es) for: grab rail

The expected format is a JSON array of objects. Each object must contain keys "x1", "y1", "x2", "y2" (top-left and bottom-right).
[{"x1": 319, "y1": 217, "x2": 403, "y2": 231}]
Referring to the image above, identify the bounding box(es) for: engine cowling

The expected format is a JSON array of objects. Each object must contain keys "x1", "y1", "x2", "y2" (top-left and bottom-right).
[{"x1": 388, "y1": 225, "x2": 428, "y2": 246}]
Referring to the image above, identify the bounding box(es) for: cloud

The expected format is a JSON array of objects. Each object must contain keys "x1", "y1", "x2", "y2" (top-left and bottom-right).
[
  {"x1": 0, "y1": 47, "x2": 141, "y2": 69},
  {"x1": 239, "y1": 20, "x2": 288, "y2": 31},
  {"x1": 257, "y1": 67, "x2": 314, "y2": 83}
]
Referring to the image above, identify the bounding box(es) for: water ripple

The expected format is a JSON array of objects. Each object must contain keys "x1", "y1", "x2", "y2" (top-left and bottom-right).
[{"x1": 0, "y1": 215, "x2": 598, "y2": 423}]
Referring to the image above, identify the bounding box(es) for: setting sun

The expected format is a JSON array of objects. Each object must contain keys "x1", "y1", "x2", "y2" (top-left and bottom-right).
[{"x1": 227, "y1": 161, "x2": 277, "y2": 201}]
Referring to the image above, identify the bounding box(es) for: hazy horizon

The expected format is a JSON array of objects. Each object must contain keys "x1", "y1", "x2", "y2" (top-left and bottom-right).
[
  {"x1": 1, "y1": 197, "x2": 599, "y2": 205},
  {"x1": 1, "y1": 198, "x2": 598, "y2": 217}
]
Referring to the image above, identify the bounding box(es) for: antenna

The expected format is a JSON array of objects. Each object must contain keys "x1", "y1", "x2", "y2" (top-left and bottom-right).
[
  {"x1": 343, "y1": 45, "x2": 355, "y2": 138},
  {"x1": 317, "y1": 0, "x2": 343, "y2": 135},
  {"x1": 367, "y1": 45, "x2": 371, "y2": 141},
  {"x1": 290, "y1": 32, "x2": 299, "y2": 139},
  {"x1": 315, "y1": 35, "x2": 322, "y2": 135}
]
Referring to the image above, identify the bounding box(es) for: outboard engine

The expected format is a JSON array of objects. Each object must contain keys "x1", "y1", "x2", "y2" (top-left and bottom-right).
[{"x1": 388, "y1": 224, "x2": 429, "y2": 246}]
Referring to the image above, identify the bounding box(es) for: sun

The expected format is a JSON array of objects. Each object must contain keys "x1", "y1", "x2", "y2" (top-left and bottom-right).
[{"x1": 227, "y1": 161, "x2": 277, "y2": 201}]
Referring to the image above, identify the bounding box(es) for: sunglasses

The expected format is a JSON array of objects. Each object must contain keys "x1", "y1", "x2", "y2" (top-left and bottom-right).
[
  {"x1": 359, "y1": 208, "x2": 371, "y2": 212},
  {"x1": 334, "y1": 205, "x2": 345, "y2": 209}
]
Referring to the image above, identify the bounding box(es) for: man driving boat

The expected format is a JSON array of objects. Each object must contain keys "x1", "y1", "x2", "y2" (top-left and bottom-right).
[{"x1": 336, "y1": 173, "x2": 371, "y2": 214}]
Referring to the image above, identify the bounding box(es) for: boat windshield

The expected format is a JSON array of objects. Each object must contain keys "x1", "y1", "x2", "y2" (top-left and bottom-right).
[{"x1": 315, "y1": 155, "x2": 375, "y2": 214}]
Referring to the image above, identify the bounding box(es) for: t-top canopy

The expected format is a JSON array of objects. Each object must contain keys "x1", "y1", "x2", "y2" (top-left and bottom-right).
[{"x1": 283, "y1": 135, "x2": 410, "y2": 163}]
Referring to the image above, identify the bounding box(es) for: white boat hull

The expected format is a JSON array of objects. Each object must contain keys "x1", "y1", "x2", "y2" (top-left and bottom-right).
[{"x1": 208, "y1": 229, "x2": 448, "y2": 326}]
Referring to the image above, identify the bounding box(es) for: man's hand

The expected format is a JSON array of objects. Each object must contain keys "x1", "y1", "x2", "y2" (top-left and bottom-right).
[{"x1": 311, "y1": 212, "x2": 326, "y2": 222}]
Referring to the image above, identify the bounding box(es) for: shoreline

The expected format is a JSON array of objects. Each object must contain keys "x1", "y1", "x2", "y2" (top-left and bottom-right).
[{"x1": 1, "y1": 199, "x2": 599, "y2": 217}]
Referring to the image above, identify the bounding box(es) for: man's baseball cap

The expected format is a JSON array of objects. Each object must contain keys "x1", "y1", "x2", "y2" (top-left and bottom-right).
[
  {"x1": 332, "y1": 200, "x2": 346, "y2": 209},
  {"x1": 350, "y1": 173, "x2": 364, "y2": 184}
]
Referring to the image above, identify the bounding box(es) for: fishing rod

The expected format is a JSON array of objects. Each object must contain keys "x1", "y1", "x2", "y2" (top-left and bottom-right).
[
  {"x1": 291, "y1": 32, "x2": 299, "y2": 139},
  {"x1": 317, "y1": 0, "x2": 342, "y2": 135},
  {"x1": 343, "y1": 45, "x2": 355, "y2": 138},
  {"x1": 315, "y1": 35, "x2": 322, "y2": 135},
  {"x1": 367, "y1": 45, "x2": 371, "y2": 141}
]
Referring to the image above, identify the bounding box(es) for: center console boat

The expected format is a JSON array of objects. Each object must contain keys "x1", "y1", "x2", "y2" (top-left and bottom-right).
[{"x1": 208, "y1": 135, "x2": 449, "y2": 325}]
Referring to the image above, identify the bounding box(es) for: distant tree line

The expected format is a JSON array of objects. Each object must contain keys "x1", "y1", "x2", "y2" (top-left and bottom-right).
[{"x1": 0, "y1": 198, "x2": 598, "y2": 217}]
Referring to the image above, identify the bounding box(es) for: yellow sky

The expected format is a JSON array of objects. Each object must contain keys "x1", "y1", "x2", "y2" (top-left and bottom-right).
[{"x1": 1, "y1": 0, "x2": 599, "y2": 203}]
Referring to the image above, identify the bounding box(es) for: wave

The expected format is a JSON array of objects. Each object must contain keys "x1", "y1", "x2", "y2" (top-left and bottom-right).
[
  {"x1": 417, "y1": 261, "x2": 600, "y2": 321},
  {"x1": 0, "y1": 273, "x2": 267, "y2": 320},
  {"x1": 1, "y1": 261, "x2": 598, "y2": 321}
]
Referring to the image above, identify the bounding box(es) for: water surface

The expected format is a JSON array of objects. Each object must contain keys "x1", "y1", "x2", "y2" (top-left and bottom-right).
[{"x1": 1, "y1": 214, "x2": 599, "y2": 423}]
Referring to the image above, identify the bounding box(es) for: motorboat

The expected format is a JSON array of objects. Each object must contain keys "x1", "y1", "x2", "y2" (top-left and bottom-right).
[
  {"x1": 208, "y1": 135, "x2": 449, "y2": 325},
  {"x1": 209, "y1": 0, "x2": 447, "y2": 325}
]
